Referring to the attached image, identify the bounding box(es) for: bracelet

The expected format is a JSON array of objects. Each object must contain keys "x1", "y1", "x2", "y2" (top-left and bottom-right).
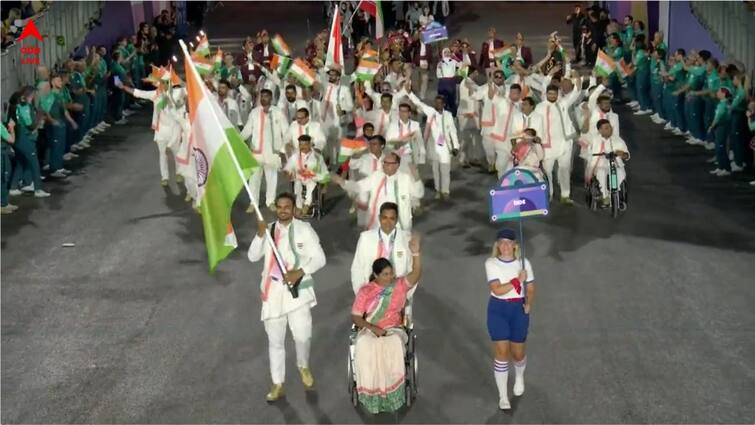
[{"x1": 411, "y1": 252, "x2": 421, "y2": 257}]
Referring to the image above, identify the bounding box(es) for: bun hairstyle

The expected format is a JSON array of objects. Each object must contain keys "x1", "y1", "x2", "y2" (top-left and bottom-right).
[{"x1": 370, "y1": 258, "x2": 394, "y2": 282}]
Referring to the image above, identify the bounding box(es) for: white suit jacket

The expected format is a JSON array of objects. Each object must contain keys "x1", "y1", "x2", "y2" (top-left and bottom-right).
[
  {"x1": 240, "y1": 105, "x2": 287, "y2": 167},
  {"x1": 133, "y1": 87, "x2": 185, "y2": 146},
  {"x1": 350, "y1": 227, "x2": 413, "y2": 294},
  {"x1": 286, "y1": 120, "x2": 327, "y2": 152},
  {"x1": 385, "y1": 118, "x2": 424, "y2": 164},
  {"x1": 356, "y1": 170, "x2": 424, "y2": 231},
  {"x1": 409, "y1": 92, "x2": 459, "y2": 164},
  {"x1": 247, "y1": 219, "x2": 326, "y2": 321}
]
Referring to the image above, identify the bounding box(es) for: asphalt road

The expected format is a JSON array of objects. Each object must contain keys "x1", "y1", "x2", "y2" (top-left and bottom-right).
[{"x1": 2, "y1": 2, "x2": 755, "y2": 424}]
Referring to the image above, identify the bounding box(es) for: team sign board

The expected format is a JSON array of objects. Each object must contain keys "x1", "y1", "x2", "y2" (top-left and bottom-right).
[
  {"x1": 489, "y1": 168, "x2": 549, "y2": 222},
  {"x1": 422, "y1": 22, "x2": 448, "y2": 44}
]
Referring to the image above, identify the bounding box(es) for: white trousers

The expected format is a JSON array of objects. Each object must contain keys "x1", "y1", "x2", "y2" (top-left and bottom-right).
[
  {"x1": 594, "y1": 166, "x2": 626, "y2": 199},
  {"x1": 416, "y1": 69, "x2": 429, "y2": 100},
  {"x1": 481, "y1": 134, "x2": 496, "y2": 168},
  {"x1": 183, "y1": 174, "x2": 198, "y2": 201},
  {"x1": 263, "y1": 305, "x2": 312, "y2": 385},
  {"x1": 431, "y1": 160, "x2": 451, "y2": 194},
  {"x1": 543, "y1": 143, "x2": 574, "y2": 199},
  {"x1": 494, "y1": 145, "x2": 513, "y2": 179},
  {"x1": 459, "y1": 125, "x2": 482, "y2": 163},
  {"x1": 249, "y1": 165, "x2": 279, "y2": 207},
  {"x1": 324, "y1": 124, "x2": 343, "y2": 165},
  {"x1": 294, "y1": 180, "x2": 318, "y2": 207},
  {"x1": 157, "y1": 145, "x2": 171, "y2": 180}
]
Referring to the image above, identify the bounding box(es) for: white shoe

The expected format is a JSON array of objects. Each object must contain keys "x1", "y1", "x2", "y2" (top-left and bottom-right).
[
  {"x1": 499, "y1": 397, "x2": 511, "y2": 410},
  {"x1": 20, "y1": 184, "x2": 34, "y2": 192},
  {"x1": 70, "y1": 144, "x2": 81, "y2": 152},
  {"x1": 79, "y1": 141, "x2": 91, "y2": 149},
  {"x1": 63, "y1": 153, "x2": 74, "y2": 161},
  {"x1": 634, "y1": 109, "x2": 652, "y2": 115},
  {"x1": 9, "y1": 189, "x2": 22, "y2": 196},
  {"x1": 664, "y1": 123, "x2": 673, "y2": 130},
  {"x1": 114, "y1": 118, "x2": 128, "y2": 125},
  {"x1": 49, "y1": 170, "x2": 67, "y2": 178},
  {"x1": 716, "y1": 169, "x2": 731, "y2": 177},
  {"x1": 672, "y1": 128, "x2": 684, "y2": 136},
  {"x1": 34, "y1": 189, "x2": 51, "y2": 198},
  {"x1": 685, "y1": 138, "x2": 702, "y2": 146},
  {"x1": 728, "y1": 151, "x2": 734, "y2": 161},
  {"x1": 731, "y1": 163, "x2": 744, "y2": 172},
  {"x1": 59, "y1": 168, "x2": 72, "y2": 175},
  {"x1": 122, "y1": 110, "x2": 134, "y2": 117},
  {"x1": 627, "y1": 101, "x2": 639, "y2": 107},
  {"x1": 650, "y1": 113, "x2": 660, "y2": 120},
  {"x1": 709, "y1": 168, "x2": 723, "y2": 175},
  {"x1": 749, "y1": 180, "x2": 755, "y2": 186},
  {"x1": 101, "y1": 122, "x2": 111, "y2": 128},
  {"x1": 704, "y1": 142, "x2": 715, "y2": 151},
  {"x1": 656, "y1": 118, "x2": 667, "y2": 124},
  {"x1": 513, "y1": 379, "x2": 525, "y2": 396},
  {"x1": 42, "y1": 164, "x2": 50, "y2": 171},
  {"x1": 706, "y1": 156, "x2": 717, "y2": 163}
]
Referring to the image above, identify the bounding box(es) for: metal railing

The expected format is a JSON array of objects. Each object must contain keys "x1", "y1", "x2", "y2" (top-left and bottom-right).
[
  {"x1": 1, "y1": 1, "x2": 102, "y2": 107},
  {"x1": 690, "y1": 1, "x2": 755, "y2": 79}
]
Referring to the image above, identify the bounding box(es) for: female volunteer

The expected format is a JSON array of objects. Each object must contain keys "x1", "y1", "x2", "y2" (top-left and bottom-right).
[{"x1": 484, "y1": 228, "x2": 536, "y2": 410}]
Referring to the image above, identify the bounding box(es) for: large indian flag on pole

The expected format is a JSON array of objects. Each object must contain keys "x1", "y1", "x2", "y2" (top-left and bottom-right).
[
  {"x1": 358, "y1": 0, "x2": 384, "y2": 39},
  {"x1": 182, "y1": 41, "x2": 258, "y2": 271},
  {"x1": 594, "y1": 49, "x2": 615, "y2": 77},
  {"x1": 326, "y1": 7, "x2": 344, "y2": 68}
]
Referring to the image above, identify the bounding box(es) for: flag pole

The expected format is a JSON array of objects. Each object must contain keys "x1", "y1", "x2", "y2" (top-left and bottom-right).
[{"x1": 178, "y1": 39, "x2": 288, "y2": 279}]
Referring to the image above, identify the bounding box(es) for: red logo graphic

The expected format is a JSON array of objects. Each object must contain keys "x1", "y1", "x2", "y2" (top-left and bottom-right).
[
  {"x1": 18, "y1": 19, "x2": 42, "y2": 65},
  {"x1": 18, "y1": 19, "x2": 43, "y2": 42}
]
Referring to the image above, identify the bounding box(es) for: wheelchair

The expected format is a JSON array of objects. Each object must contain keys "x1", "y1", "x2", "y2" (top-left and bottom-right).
[
  {"x1": 347, "y1": 313, "x2": 418, "y2": 409},
  {"x1": 290, "y1": 181, "x2": 326, "y2": 220},
  {"x1": 584, "y1": 153, "x2": 629, "y2": 218}
]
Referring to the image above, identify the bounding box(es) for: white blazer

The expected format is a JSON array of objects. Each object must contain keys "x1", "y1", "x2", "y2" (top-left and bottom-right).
[{"x1": 350, "y1": 227, "x2": 413, "y2": 294}]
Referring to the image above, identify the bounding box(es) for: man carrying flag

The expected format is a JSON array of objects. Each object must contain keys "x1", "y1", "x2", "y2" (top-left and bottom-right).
[
  {"x1": 248, "y1": 192, "x2": 327, "y2": 402},
  {"x1": 358, "y1": 0, "x2": 385, "y2": 40}
]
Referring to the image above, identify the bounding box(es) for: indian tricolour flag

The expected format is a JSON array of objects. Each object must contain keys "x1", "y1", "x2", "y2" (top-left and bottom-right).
[
  {"x1": 356, "y1": 51, "x2": 381, "y2": 81},
  {"x1": 270, "y1": 53, "x2": 291, "y2": 76},
  {"x1": 326, "y1": 7, "x2": 344, "y2": 68},
  {"x1": 594, "y1": 49, "x2": 615, "y2": 77},
  {"x1": 271, "y1": 34, "x2": 291, "y2": 57},
  {"x1": 289, "y1": 58, "x2": 316, "y2": 87},
  {"x1": 494, "y1": 46, "x2": 513, "y2": 64},
  {"x1": 358, "y1": 0, "x2": 384, "y2": 39},
  {"x1": 192, "y1": 53, "x2": 214, "y2": 76},
  {"x1": 182, "y1": 41, "x2": 258, "y2": 271},
  {"x1": 213, "y1": 48, "x2": 223, "y2": 70},
  {"x1": 338, "y1": 138, "x2": 368, "y2": 163},
  {"x1": 195, "y1": 34, "x2": 210, "y2": 57}
]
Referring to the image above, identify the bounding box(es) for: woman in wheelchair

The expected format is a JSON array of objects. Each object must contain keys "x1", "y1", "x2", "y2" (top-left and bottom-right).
[
  {"x1": 509, "y1": 128, "x2": 546, "y2": 180},
  {"x1": 283, "y1": 134, "x2": 329, "y2": 216},
  {"x1": 350, "y1": 237, "x2": 422, "y2": 414}
]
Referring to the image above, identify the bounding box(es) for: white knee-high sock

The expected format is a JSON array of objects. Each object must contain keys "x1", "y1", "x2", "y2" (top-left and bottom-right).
[
  {"x1": 494, "y1": 359, "x2": 509, "y2": 399},
  {"x1": 514, "y1": 357, "x2": 527, "y2": 382}
]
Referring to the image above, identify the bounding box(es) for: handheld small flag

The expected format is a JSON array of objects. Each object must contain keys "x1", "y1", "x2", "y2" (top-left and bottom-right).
[
  {"x1": 594, "y1": 49, "x2": 616, "y2": 77},
  {"x1": 338, "y1": 138, "x2": 369, "y2": 163},
  {"x1": 191, "y1": 53, "x2": 214, "y2": 76},
  {"x1": 271, "y1": 34, "x2": 291, "y2": 57},
  {"x1": 270, "y1": 53, "x2": 292, "y2": 76},
  {"x1": 213, "y1": 48, "x2": 223, "y2": 70},
  {"x1": 618, "y1": 58, "x2": 631, "y2": 78},
  {"x1": 355, "y1": 50, "x2": 381, "y2": 81},
  {"x1": 195, "y1": 34, "x2": 210, "y2": 57},
  {"x1": 288, "y1": 58, "x2": 316, "y2": 87}
]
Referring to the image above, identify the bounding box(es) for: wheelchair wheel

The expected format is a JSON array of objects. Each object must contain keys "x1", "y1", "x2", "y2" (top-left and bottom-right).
[
  {"x1": 347, "y1": 351, "x2": 353, "y2": 395},
  {"x1": 619, "y1": 180, "x2": 629, "y2": 210},
  {"x1": 410, "y1": 334, "x2": 418, "y2": 393},
  {"x1": 611, "y1": 190, "x2": 620, "y2": 218},
  {"x1": 405, "y1": 381, "x2": 413, "y2": 407},
  {"x1": 588, "y1": 179, "x2": 600, "y2": 211}
]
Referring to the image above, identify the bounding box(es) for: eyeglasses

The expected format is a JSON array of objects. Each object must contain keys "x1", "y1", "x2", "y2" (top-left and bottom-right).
[{"x1": 382, "y1": 161, "x2": 398, "y2": 165}]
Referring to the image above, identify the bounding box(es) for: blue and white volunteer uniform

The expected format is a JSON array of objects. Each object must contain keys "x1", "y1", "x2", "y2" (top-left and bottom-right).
[{"x1": 484, "y1": 255, "x2": 534, "y2": 343}]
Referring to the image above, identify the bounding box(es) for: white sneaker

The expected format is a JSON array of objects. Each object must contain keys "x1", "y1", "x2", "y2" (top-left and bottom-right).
[
  {"x1": 704, "y1": 142, "x2": 715, "y2": 150},
  {"x1": 42, "y1": 164, "x2": 50, "y2": 171},
  {"x1": 49, "y1": 170, "x2": 67, "y2": 178},
  {"x1": 627, "y1": 101, "x2": 639, "y2": 107},
  {"x1": 634, "y1": 109, "x2": 652, "y2": 115},
  {"x1": 731, "y1": 163, "x2": 744, "y2": 172},
  {"x1": 20, "y1": 184, "x2": 34, "y2": 192},
  {"x1": 9, "y1": 189, "x2": 22, "y2": 196},
  {"x1": 499, "y1": 397, "x2": 511, "y2": 410},
  {"x1": 122, "y1": 110, "x2": 134, "y2": 117},
  {"x1": 749, "y1": 180, "x2": 755, "y2": 186},
  {"x1": 672, "y1": 128, "x2": 684, "y2": 136},
  {"x1": 706, "y1": 156, "x2": 717, "y2": 163},
  {"x1": 114, "y1": 118, "x2": 128, "y2": 125},
  {"x1": 716, "y1": 169, "x2": 731, "y2": 177},
  {"x1": 34, "y1": 189, "x2": 51, "y2": 198},
  {"x1": 709, "y1": 168, "x2": 723, "y2": 175},
  {"x1": 101, "y1": 122, "x2": 111, "y2": 128},
  {"x1": 650, "y1": 113, "x2": 660, "y2": 120},
  {"x1": 685, "y1": 138, "x2": 702, "y2": 146},
  {"x1": 728, "y1": 151, "x2": 734, "y2": 161},
  {"x1": 70, "y1": 144, "x2": 81, "y2": 152},
  {"x1": 79, "y1": 141, "x2": 91, "y2": 149},
  {"x1": 656, "y1": 118, "x2": 667, "y2": 124},
  {"x1": 664, "y1": 123, "x2": 673, "y2": 130},
  {"x1": 63, "y1": 153, "x2": 74, "y2": 161},
  {"x1": 513, "y1": 379, "x2": 525, "y2": 396}
]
